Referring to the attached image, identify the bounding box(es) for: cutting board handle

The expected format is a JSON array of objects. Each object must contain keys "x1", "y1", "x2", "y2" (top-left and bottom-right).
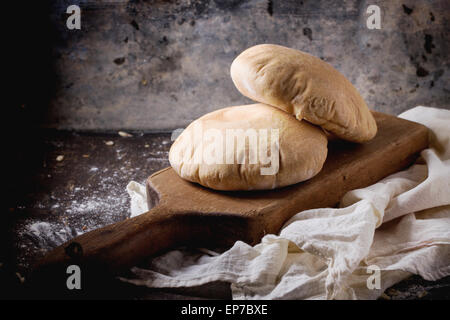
[{"x1": 33, "y1": 203, "x2": 187, "y2": 280}]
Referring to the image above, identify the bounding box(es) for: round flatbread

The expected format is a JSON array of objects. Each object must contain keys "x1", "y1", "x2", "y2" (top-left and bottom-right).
[
  {"x1": 230, "y1": 44, "x2": 377, "y2": 143},
  {"x1": 169, "y1": 103, "x2": 328, "y2": 190}
]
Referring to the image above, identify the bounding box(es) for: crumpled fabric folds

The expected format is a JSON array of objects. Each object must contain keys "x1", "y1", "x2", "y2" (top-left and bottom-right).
[{"x1": 122, "y1": 106, "x2": 450, "y2": 300}]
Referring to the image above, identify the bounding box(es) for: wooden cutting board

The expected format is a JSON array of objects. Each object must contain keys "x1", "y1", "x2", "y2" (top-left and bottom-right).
[{"x1": 34, "y1": 112, "x2": 428, "y2": 278}]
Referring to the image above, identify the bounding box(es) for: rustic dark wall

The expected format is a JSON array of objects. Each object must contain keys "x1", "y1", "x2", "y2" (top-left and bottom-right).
[{"x1": 23, "y1": 0, "x2": 450, "y2": 130}]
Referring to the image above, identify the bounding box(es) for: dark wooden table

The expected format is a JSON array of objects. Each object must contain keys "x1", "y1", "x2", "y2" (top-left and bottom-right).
[{"x1": 1, "y1": 130, "x2": 448, "y2": 299}]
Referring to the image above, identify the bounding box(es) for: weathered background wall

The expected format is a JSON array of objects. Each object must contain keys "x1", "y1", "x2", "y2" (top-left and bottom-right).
[{"x1": 21, "y1": 0, "x2": 450, "y2": 130}]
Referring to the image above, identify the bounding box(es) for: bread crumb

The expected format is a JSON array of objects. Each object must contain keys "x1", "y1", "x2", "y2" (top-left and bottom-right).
[
  {"x1": 118, "y1": 131, "x2": 133, "y2": 138},
  {"x1": 379, "y1": 292, "x2": 391, "y2": 300},
  {"x1": 417, "y1": 290, "x2": 428, "y2": 298},
  {"x1": 16, "y1": 272, "x2": 25, "y2": 284},
  {"x1": 105, "y1": 140, "x2": 114, "y2": 146},
  {"x1": 56, "y1": 155, "x2": 64, "y2": 161},
  {"x1": 386, "y1": 288, "x2": 400, "y2": 296}
]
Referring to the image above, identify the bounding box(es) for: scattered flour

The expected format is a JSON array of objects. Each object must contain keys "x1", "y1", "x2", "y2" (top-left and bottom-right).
[
  {"x1": 14, "y1": 134, "x2": 171, "y2": 270},
  {"x1": 25, "y1": 221, "x2": 81, "y2": 249}
]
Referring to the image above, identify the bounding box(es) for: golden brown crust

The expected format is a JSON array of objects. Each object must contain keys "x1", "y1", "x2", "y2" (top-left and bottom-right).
[
  {"x1": 169, "y1": 104, "x2": 328, "y2": 190},
  {"x1": 230, "y1": 44, "x2": 377, "y2": 143}
]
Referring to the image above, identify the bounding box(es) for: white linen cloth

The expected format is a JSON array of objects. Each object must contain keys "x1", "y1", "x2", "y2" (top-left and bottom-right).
[{"x1": 122, "y1": 106, "x2": 450, "y2": 299}]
